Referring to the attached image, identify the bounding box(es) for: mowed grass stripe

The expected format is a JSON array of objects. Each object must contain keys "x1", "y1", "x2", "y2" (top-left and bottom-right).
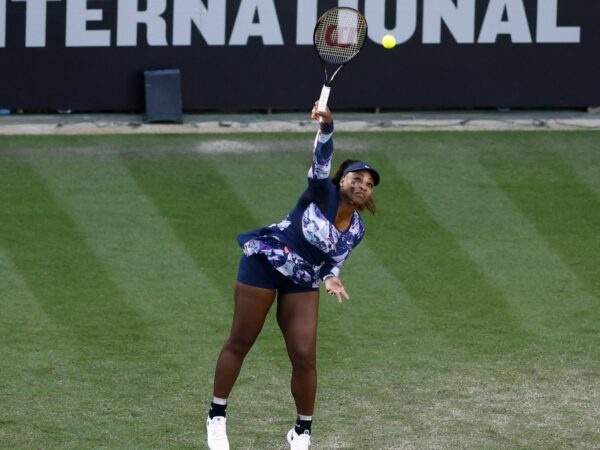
[
  {"x1": 0, "y1": 246, "x2": 78, "y2": 379},
  {"x1": 32, "y1": 155, "x2": 226, "y2": 447},
  {"x1": 482, "y1": 144, "x2": 600, "y2": 294},
  {"x1": 379, "y1": 133, "x2": 600, "y2": 447},
  {"x1": 357, "y1": 148, "x2": 531, "y2": 354},
  {"x1": 547, "y1": 132, "x2": 600, "y2": 200},
  {"x1": 123, "y1": 155, "x2": 256, "y2": 300},
  {"x1": 0, "y1": 248, "x2": 115, "y2": 448},
  {"x1": 391, "y1": 133, "x2": 595, "y2": 342},
  {"x1": 0, "y1": 164, "x2": 179, "y2": 447},
  {"x1": 481, "y1": 148, "x2": 600, "y2": 336},
  {"x1": 335, "y1": 136, "x2": 529, "y2": 354},
  {"x1": 33, "y1": 156, "x2": 227, "y2": 345},
  {"x1": 0, "y1": 163, "x2": 148, "y2": 355},
  {"x1": 565, "y1": 154, "x2": 600, "y2": 200},
  {"x1": 0, "y1": 246, "x2": 55, "y2": 346}
]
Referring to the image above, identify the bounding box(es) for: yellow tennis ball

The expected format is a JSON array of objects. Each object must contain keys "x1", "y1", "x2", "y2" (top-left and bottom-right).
[{"x1": 381, "y1": 34, "x2": 396, "y2": 49}]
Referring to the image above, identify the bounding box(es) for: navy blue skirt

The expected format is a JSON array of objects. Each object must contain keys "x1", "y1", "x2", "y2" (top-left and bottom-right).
[{"x1": 237, "y1": 253, "x2": 319, "y2": 294}]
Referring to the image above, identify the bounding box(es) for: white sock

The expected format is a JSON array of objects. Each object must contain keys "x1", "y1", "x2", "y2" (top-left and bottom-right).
[
  {"x1": 298, "y1": 414, "x2": 312, "y2": 421},
  {"x1": 212, "y1": 396, "x2": 227, "y2": 406}
]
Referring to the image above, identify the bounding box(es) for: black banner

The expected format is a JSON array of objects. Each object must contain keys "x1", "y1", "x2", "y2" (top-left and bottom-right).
[{"x1": 0, "y1": 0, "x2": 598, "y2": 111}]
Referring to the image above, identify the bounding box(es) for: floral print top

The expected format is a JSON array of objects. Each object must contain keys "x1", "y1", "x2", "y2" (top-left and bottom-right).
[{"x1": 236, "y1": 122, "x2": 366, "y2": 288}]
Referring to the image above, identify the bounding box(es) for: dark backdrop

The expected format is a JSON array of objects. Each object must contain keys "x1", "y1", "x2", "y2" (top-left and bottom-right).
[{"x1": 0, "y1": 0, "x2": 598, "y2": 111}]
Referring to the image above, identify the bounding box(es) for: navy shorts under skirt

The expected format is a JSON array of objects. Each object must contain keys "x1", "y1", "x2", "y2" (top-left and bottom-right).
[{"x1": 237, "y1": 253, "x2": 319, "y2": 294}]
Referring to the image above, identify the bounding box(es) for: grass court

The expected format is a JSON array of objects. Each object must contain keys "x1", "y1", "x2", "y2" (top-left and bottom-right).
[{"x1": 1, "y1": 130, "x2": 599, "y2": 449}]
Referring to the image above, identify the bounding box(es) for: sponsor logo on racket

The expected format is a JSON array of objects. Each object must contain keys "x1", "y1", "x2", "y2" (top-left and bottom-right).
[{"x1": 325, "y1": 25, "x2": 358, "y2": 48}]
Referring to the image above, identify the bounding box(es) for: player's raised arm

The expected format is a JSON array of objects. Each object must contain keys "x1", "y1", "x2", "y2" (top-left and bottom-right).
[{"x1": 308, "y1": 102, "x2": 335, "y2": 182}]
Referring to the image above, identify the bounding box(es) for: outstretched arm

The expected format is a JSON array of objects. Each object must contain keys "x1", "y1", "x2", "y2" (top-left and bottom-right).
[{"x1": 307, "y1": 101, "x2": 335, "y2": 181}]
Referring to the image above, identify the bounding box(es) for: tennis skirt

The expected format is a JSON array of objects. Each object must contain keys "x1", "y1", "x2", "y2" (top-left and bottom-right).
[{"x1": 237, "y1": 253, "x2": 319, "y2": 294}]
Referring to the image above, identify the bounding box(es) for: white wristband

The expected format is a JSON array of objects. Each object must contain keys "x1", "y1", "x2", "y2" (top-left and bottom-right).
[{"x1": 323, "y1": 274, "x2": 335, "y2": 281}]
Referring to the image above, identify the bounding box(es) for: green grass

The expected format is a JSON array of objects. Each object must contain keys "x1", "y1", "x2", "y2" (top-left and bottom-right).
[{"x1": 1, "y1": 131, "x2": 599, "y2": 449}]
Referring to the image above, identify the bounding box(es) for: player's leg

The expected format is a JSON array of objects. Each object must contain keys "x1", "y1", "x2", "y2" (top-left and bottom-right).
[
  {"x1": 277, "y1": 290, "x2": 320, "y2": 413},
  {"x1": 208, "y1": 282, "x2": 276, "y2": 450},
  {"x1": 212, "y1": 282, "x2": 276, "y2": 399},
  {"x1": 211, "y1": 254, "x2": 278, "y2": 401},
  {"x1": 277, "y1": 289, "x2": 319, "y2": 448}
]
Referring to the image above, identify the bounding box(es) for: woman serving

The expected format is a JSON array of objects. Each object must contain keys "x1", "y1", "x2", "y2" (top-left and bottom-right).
[{"x1": 207, "y1": 102, "x2": 380, "y2": 450}]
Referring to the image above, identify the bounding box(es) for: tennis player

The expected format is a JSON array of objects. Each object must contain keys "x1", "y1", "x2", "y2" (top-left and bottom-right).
[{"x1": 206, "y1": 102, "x2": 380, "y2": 450}]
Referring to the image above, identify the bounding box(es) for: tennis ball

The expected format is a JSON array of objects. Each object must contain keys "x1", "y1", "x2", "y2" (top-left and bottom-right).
[{"x1": 381, "y1": 34, "x2": 396, "y2": 49}]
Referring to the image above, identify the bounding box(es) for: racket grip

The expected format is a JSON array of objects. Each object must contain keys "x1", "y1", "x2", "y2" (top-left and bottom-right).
[{"x1": 318, "y1": 85, "x2": 331, "y2": 113}]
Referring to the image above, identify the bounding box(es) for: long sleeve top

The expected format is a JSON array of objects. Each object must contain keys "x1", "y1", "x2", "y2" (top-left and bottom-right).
[{"x1": 236, "y1": 121, "x2": 366, "y2": 288}]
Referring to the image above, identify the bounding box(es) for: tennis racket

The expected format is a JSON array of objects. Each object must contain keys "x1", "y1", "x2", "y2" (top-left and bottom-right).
[{"x1": 313, "y1": 7, "x2": 368, "y2": 114}]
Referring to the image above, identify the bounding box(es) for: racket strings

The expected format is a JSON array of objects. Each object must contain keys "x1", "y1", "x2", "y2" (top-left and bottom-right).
[{"x1": 314, "y1": 9, "x2": 367, "y2": 65}]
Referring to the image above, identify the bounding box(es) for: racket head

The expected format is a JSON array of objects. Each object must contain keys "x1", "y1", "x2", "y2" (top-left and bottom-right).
[{"x1": 313, "y1": 7, "x2": 368, "y2": 67}]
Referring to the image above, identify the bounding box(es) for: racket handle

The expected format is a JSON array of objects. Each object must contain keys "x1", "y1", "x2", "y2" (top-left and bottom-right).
[
  {"x1": 317, "y1": 85, "x2": 331, "y2": 123},
  {"x1": 318, "y1": 85, "x2": 331, "y2": 113}
]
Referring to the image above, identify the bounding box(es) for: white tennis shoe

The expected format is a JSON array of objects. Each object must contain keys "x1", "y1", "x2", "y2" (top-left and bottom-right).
[
  {"x1": 206, "y1": 416, "x2": 229, "y2": 450},
  {"x1": 287, "y1": 428, "x2": 311, "y2": 449}
]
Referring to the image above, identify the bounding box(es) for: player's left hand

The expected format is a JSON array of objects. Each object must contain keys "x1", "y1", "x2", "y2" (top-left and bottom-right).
[{"x1": 324, "y1": 276, "x2": 349, "y2": 303}]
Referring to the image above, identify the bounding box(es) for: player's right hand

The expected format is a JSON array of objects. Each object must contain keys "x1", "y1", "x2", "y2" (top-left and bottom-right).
[{"x1": 312, "y1": 101, "x2": 333, "y2": 124}]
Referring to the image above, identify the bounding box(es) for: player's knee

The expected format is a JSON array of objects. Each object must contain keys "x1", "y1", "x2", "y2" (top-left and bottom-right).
[
  {"x1": 225, "y1": 335, "x2": 255, "y2": 357},
  {"x1": 289, "y1": 346, "x2": 316, "y2": 372}
]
